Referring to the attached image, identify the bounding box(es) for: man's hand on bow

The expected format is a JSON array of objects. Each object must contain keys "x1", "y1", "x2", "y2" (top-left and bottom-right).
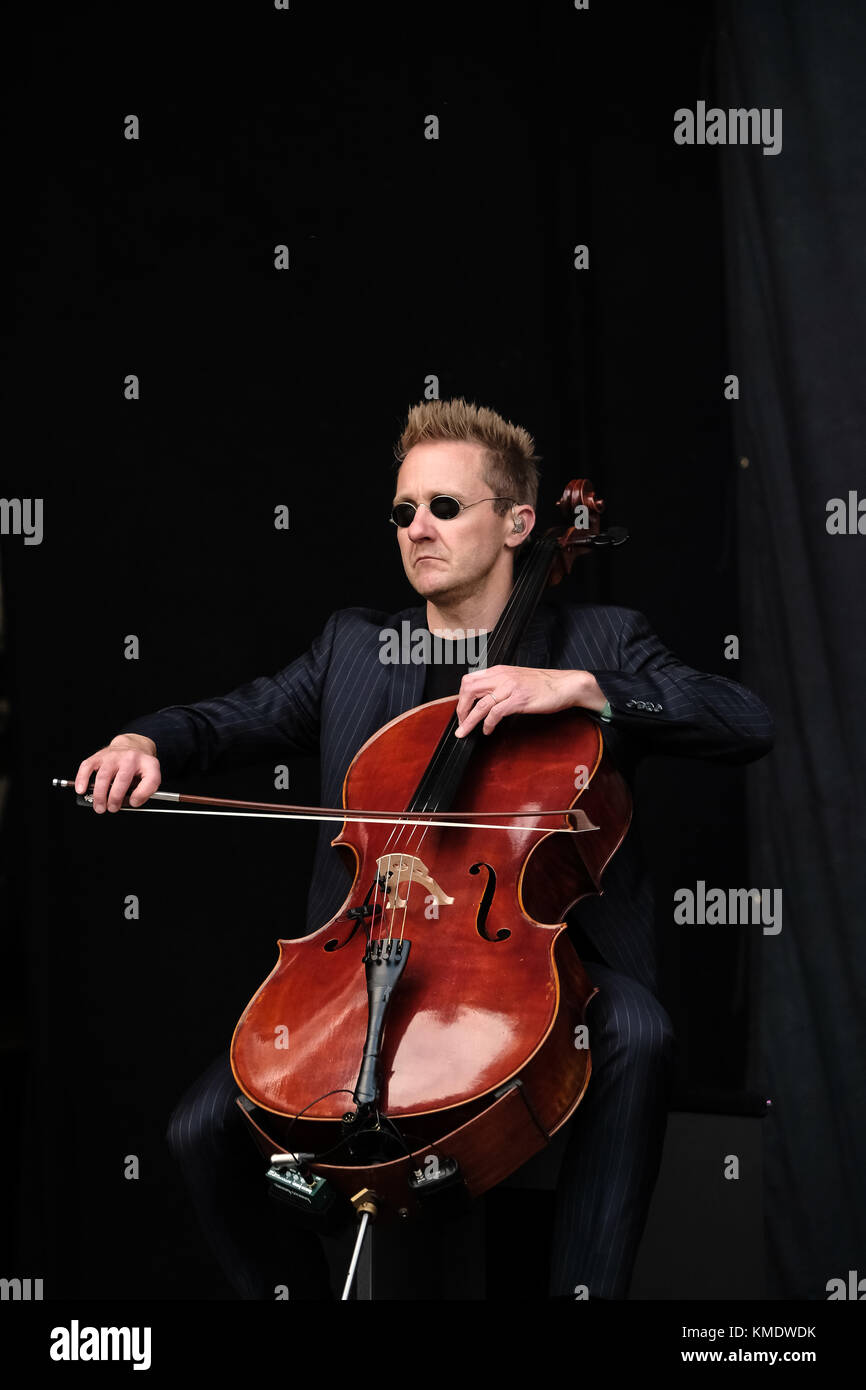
[{"x1": 75, "y1": 733, "x2": 161, "y2": 812}]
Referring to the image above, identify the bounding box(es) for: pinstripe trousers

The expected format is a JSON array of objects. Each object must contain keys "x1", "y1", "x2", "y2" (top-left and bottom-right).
[{"x1": 165, "y1": 961, "x2": 674, "y2": 1299}]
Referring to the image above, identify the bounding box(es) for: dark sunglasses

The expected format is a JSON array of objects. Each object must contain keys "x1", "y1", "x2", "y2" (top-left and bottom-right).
[{"x1": 390, "y1": 494, "x2": 514, "y2": 528}]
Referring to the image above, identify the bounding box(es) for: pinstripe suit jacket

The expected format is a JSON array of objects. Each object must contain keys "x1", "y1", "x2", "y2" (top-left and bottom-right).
[{"x1": 125, "y1": 600, "x2": 774, "y2": 996}]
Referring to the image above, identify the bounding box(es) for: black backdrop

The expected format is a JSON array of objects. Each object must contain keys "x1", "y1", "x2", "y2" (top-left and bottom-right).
[
  {"x1": 718, "y1": 0, "x2": 866, "y2": 1301},
  {"x1": 2, "y1": 0, "x2": 861, "y2": 1309}
]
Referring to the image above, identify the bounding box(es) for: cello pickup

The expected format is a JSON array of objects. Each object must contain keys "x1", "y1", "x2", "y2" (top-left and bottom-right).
[{"x1": 407, "y1": 1156, "x2": 470, "y2": 1215}]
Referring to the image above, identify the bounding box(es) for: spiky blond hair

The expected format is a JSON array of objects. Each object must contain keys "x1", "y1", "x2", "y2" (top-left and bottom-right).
[{"x1": 395, "y1": 397, "x2": 540, "y2": 512}]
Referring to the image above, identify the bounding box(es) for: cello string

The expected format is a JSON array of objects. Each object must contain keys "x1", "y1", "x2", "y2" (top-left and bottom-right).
[
  {"x1": 407, "y1": 537, "x2": 554, "y2": 818},
  {"x1": 379, "y1": 567, "x2": 534, "y2": 922},
  {"x1": 373, "y1": 538, "x2": 557, "y2": 934},
  {"x1": 368, "y1": 854, "x2": 382, "y2": 948},
  {"x1": 372, "y1": 853, "x2": 385, "y2": 944},
  {"x1": 386, "y1": 851, "x2": 397, "y2": 944},
  {"x1": 397, "y1": 855, "x2": 416, "y2": 945},
  {"x1": 386, "y1": 853, "x2": 398, "y2": 942},
  {"x1": 387, "y1": 537, "x2": 562, "y2": 934},
  {"x1": 376, "y1": 852, "x2": 395, "y2": 945}
]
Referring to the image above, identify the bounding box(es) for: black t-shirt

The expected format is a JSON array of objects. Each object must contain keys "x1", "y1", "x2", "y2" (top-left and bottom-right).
[{"x1": 421, "y1": 637, "x2": 470, "y2": 702}]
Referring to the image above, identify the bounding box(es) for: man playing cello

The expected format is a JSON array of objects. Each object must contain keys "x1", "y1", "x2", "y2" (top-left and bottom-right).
[{"x1": 74, "y1": 398, "x2": 773, "y2": 1300}]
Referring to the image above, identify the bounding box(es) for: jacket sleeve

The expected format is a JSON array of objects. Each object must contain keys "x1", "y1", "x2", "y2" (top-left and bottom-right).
[
  {"x1": 120, "y1": 609, "x2": 345, "y2": 778},
  {"x1": 586, "y1": 608, "x2": 775, "y2": 764}
]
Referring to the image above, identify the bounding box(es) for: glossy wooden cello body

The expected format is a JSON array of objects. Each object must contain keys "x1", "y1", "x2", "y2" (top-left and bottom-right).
[{"x1": 230, "y1": 482, "x2": 631, "y2": 1217}]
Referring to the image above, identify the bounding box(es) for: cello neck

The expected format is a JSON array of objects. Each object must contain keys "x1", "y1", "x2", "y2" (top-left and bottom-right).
[
  {"x1": 484, "y1": 534, "x2": 559, "y2": 667},
  {"x1": 407, "y1": 533, "x2": 561, "y2": 817}
]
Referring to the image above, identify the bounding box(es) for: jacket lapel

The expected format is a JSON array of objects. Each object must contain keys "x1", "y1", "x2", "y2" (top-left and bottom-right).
[
  {"x1": 511, "y1": 605, "x2": 554, "y2": 670},
  {"x1": 384, "y1": 606, "x2": 428, "y2": 721}
]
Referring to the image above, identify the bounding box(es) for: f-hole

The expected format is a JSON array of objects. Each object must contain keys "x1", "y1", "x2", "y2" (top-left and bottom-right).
[{"x1": 469, "y1": 862, "x2": 510, "y2": 942}]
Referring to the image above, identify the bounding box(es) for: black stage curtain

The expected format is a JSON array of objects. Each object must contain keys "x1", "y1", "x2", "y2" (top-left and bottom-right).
[{"x1": 718, "y1": 0, "x2": 866, "y2": 1298}]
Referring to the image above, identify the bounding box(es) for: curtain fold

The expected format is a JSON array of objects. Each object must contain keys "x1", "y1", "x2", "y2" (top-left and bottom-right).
[{"x1": 718, "y1": 0, "x2": 866, "y2": 1298}]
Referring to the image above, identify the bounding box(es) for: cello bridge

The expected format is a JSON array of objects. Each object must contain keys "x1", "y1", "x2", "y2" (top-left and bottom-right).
[{"x1": 376, "y1": 854, "x2": 454, "y2": 910}]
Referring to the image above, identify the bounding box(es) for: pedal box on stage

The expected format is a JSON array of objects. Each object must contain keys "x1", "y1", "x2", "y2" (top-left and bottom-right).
[{"x1": 265, "y1": 1163, "x2": 351, "y2": 1233}]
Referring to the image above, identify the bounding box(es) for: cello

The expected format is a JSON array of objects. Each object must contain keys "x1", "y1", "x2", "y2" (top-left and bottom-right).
[{"x1": 228, "y1": 479, "x2": 632, "y2": 1222}]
